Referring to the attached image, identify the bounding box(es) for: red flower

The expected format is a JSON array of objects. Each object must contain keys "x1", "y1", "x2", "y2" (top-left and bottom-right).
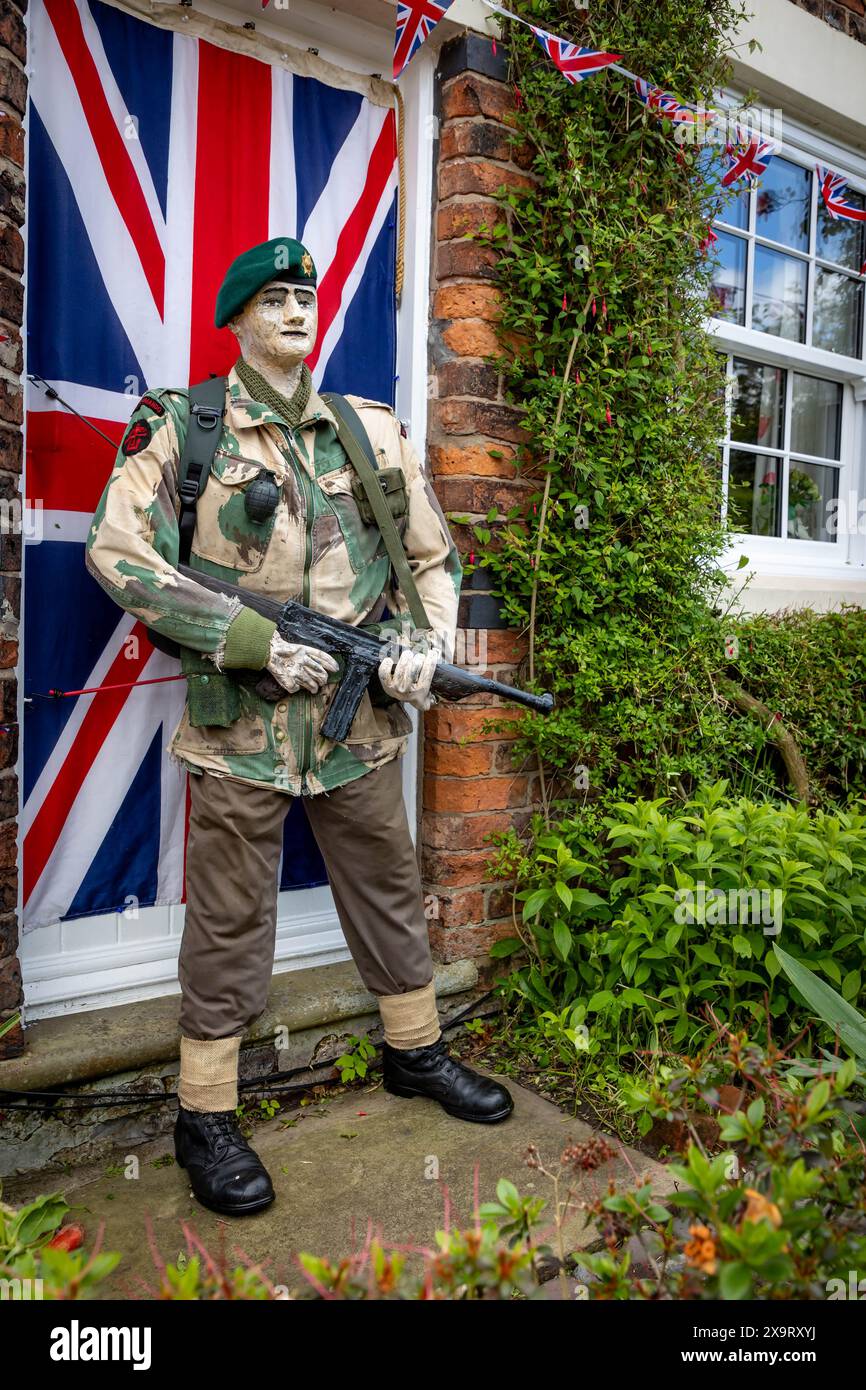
[
  {"x1": 605, "y1": 405, "x2": 612, "y2": 425},
  {"x1": 47, "y1": 1224, "x2": 85, "y2": 1253}
]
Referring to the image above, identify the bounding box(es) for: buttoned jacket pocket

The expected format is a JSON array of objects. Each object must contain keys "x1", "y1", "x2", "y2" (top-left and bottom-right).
[
  {"x1": 316, "y1": 465, "x2": 389, "y2": 575},
  {"x1": 191, "y1": 453, "x2": 281, "y2": 573}
]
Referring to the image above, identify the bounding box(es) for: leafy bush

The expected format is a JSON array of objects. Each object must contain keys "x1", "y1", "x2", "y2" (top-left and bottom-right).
[
  {"x1": 579, "y1": 1035, "x2": 866, "y2": 1299},
  {"x1": 490, "y1": 785, "x2": 866, "y2": 1085},
  {"x1": 0, "y1": 1188, "x2": 119, "y2": 1299},
  {"x1": 457, "y1": 0, "x2": 866, "y2": 812}
]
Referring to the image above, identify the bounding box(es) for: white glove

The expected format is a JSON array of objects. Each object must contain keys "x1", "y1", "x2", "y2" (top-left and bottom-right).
[
  {"x1": 266, "y1": 632, "x2": 339, "y2": 694},
  {"x1": 377, "y1": 642, "x2": 440, "y2": 712}
]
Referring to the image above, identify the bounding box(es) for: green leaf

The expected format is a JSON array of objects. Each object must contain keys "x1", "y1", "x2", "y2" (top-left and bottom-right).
[
  {"x1": 522, "y1": 888, "x2": 551, "y2": 920},
  {"x1": 553, "y1": 919, "x2": 573, "y2": 961},
  {"x1": 488, "y1": 937, "x2": 524, "y2": 959},
  {"x1": 774, "y1": 945, "x2": 866, "y2": 1061},
  {"x1": 719, "y1": 1261, "x2": 753, "y2": 1300},
  {"x1": 587, "y1": 990, "x2": 615, "y2": 1012}
]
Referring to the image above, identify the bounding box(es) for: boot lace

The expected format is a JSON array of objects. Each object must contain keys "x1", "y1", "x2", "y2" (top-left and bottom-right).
[{"x1": 200, "y1": 1111, "x2": 253, "y2": 1160}]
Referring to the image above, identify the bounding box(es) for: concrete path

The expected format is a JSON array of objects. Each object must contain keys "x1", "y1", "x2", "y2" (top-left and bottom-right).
[{"x1": 11, "y1": 1070, "x2": 676, "y2": 1298}]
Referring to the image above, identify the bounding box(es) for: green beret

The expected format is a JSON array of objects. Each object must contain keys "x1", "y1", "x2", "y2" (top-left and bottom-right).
[{"x1": 214, "y1": 237, "x2": 318, "y2": 328}]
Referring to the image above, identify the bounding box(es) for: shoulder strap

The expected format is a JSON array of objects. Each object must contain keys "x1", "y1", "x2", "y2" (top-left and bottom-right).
[
  {"x1": 321, "y1": 392, "x2": 431, "y2": 633},
  {"x1": 177, "y1": 376, "x2": 226, "y2": 565}
]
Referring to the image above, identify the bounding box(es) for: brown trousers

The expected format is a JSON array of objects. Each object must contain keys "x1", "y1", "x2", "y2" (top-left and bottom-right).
[{"x1": 178, "y1": 758, "x2": 435, "y2": 1039}]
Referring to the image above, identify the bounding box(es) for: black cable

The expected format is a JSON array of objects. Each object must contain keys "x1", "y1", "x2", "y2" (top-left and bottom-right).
[
  {"x1": 0, "y1": 990, "x2": 503, "y2": 1114},
  {"x1": 27, "y1": 373, "x2": 119, "y2": 448}
]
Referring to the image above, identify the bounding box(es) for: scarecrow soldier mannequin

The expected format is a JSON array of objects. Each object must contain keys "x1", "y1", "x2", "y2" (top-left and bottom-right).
[{"x1": 86, "y1": 238, "x2": 513, "y2": 1217}]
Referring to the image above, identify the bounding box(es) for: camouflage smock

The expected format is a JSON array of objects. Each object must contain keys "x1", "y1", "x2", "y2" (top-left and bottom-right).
[{"x1": 85, "y1": 363, "x2": 462, "y2": 796}]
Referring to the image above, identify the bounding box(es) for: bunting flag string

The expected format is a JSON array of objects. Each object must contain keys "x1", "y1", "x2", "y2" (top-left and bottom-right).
[
  {"x1": 393, "y1": 0, "x2": 865, "y2": 222},
  {"x1": 722, "y1": 129, "x2": 778, "y2": 187},
  {"x1": 394, "y1": 0, "x2": 455, "y2": 79},
  {"x1": 816, "y1": 165, "x2": 866, "y2": 223},
  {"x1": 633, "y1": 78, "x2": 710, "y2": 127},
  {"x1": 528, "y1": 26, "x2": 621, "y2": 84}
]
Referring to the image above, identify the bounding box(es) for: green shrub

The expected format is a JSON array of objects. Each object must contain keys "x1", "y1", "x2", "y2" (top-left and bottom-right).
[{"x1": 490, "y1": 784, "x2": 866, "y2": 1079}]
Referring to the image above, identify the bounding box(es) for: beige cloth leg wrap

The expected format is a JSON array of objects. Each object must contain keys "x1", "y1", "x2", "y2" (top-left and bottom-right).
[
  {"x1": 378, "y1": 979, "x2": 442, "y2": 1049},
  {"x1": 178, "y1": 1035, "x2": 241, "y2": 1113}
]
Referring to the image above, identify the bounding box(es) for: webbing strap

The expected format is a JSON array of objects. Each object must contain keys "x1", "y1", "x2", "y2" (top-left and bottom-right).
[
  {"x1": 321, "y1": 392, "x2": 431, "y2": 634},
  {"x1": 177, "y1": 376, "x2": 226, "y2": 566}
]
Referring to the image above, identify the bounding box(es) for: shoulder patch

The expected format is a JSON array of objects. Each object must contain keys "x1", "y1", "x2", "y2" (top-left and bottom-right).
[
  {"x1": 122, "y1": 419, "x2": 152, "y2": 456},
  {"x1": 139, "y1": 393, "x2": 166, "y2": 416}
]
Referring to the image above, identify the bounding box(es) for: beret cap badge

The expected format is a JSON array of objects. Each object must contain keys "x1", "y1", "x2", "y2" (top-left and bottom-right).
[{"x1": 214, "y1": 237, "x2": 318, "y2": 329}]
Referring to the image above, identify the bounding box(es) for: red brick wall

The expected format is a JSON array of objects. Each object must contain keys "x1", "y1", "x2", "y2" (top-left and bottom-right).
[
  {"x1": 0, "y1": 0, "x2": 25, "y2": 1058},
  {"x1": 788, "y1": 0, "x2": 866, "y2": 41},
  {"x1": 421, "y1": 35, "x2": 539, "y2": 964}
]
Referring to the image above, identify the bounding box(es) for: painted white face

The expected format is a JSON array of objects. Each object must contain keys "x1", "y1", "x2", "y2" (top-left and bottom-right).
[{"x1": 230, "y1": 278, "x2": 318, "y2": 367}]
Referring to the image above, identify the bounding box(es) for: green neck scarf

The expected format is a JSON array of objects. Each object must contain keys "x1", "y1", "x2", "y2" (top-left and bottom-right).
[{"x1": 235, "y1": 357, "x2": 313, "y2": 429}]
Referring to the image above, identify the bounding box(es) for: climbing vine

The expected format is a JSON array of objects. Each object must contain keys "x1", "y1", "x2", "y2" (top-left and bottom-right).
[{"x1": 467, "y1": 0, "x2": 866, "y2": 815}]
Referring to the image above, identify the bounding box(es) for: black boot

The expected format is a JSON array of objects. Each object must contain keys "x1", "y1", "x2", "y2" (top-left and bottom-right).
[
  {"x1": 382, "y1": 1036, "x2": 514, "y2": 1123},
  {"x1": 174, "y1": 1105, "x2": 275, "y2": 1216}
]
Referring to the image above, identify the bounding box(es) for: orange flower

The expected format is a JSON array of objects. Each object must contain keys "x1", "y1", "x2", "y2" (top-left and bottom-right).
[
  {"x1": 683, "y1": 1222, "x2": 718, "y2": 1275},
  {"x1": 741, "y1": 1188, "x2": 783, "y2": 1229}
]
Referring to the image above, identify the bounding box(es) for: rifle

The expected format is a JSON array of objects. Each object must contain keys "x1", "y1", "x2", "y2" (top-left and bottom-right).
[{"x1": 178, "y1": 563, "x2": 554, "y2": 742}]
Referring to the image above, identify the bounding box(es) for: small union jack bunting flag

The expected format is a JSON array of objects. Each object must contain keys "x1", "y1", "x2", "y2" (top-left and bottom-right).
[
  {"x1": 816, "y1": 165, "x2": 866, "y2": 223},
  {"x1": 529, "y1": 26, "x2": 621, "y2": 84},
  {"x1": 634, "y1": 77, "x2": 707, "y2": 125},
  {"x1": 394, "y1": 0, "x2": 454, "y2": 79},
  {"x1": 721, "y1": 129, "x2": 777, "y2": 187}
]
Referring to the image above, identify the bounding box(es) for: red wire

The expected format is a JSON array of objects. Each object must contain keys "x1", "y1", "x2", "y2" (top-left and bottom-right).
[{"x1": 45, "y1": 674, "x2": 187, "y2": 699}]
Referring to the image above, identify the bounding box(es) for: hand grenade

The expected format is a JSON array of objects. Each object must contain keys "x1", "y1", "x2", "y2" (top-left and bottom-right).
[{"x1": 244, "y1": 469, "x2": 281, "y2": 524}]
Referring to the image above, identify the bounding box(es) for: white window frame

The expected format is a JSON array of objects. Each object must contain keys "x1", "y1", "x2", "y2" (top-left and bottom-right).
[{"x1": 708, "y1": 103, "x2": 866, "y2": 580}]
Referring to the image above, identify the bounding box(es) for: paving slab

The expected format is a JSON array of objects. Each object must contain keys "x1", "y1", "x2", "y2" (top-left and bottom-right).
[{"x1": 7, "y1": 1070, "x2": 677, "y2": 1299}]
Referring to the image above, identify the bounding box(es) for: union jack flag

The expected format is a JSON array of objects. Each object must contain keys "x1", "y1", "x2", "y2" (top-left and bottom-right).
[
  {"x1": 816, "y1": 164, "x2": 866, "y2": 223},
  {"x1": 721, "y1": 129, "x2": 777, "y2": 187},
  {"x1": 529, "y1": 27, "x2": 621, "y2": 85},
  {"x1": 24, "y1": 0, "x2": 399, "y2": 931},
  {"x1": 394, "y1": 0, "x2": 454, "y2": 80},
  {"x1": 633, "y1": 77, "x2": 708, "y2": 126}
]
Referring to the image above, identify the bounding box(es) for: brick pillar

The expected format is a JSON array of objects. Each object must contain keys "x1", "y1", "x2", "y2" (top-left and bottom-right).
[
  {"x1": 422, "y1": 34, "x2": 538, "y2": 963},
  {"x1": 0, "y1": 0, "x2": 26, "y2": 1058}
]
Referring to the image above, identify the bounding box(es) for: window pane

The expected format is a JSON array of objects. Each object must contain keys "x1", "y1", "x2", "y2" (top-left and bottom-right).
[
  {"x1": 787, "y1": 461, "x2": 839, "y2": 543},
  {"x1": 813, "y1": 267, "x2": 864, "y2": 357},
  {"x1": 716, "y1": 186, "x2": 749, "y2": 231},
  {"x1": 731, "y1": 358, "x2": 785, "y2": 449},
  {"x1": 753, "y1": 246, "x2": 807, "y2": 341},
  {"x1": 728, "y1": 449, "x2": 782, "y2": 536},
  {"x1": 755, "y1": 156, "x2": 810, "y2": 251},
  {"x1": 791, "y1": 374, "x2": 842, "y2": 459},
  {"x1": 816, "y1": 188, "x2": 866, "y2": 272},
  {"x1": 709, "y1": 231, "x2": 746, "y2": 324},
  {"x1": 698, "y1": 147, "x2": 749, "y2": 230}
]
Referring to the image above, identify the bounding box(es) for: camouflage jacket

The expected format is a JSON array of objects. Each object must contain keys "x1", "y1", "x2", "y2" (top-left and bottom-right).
[{"x1": 85, "y1": 363, "x2": 463, "y2": 796}]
